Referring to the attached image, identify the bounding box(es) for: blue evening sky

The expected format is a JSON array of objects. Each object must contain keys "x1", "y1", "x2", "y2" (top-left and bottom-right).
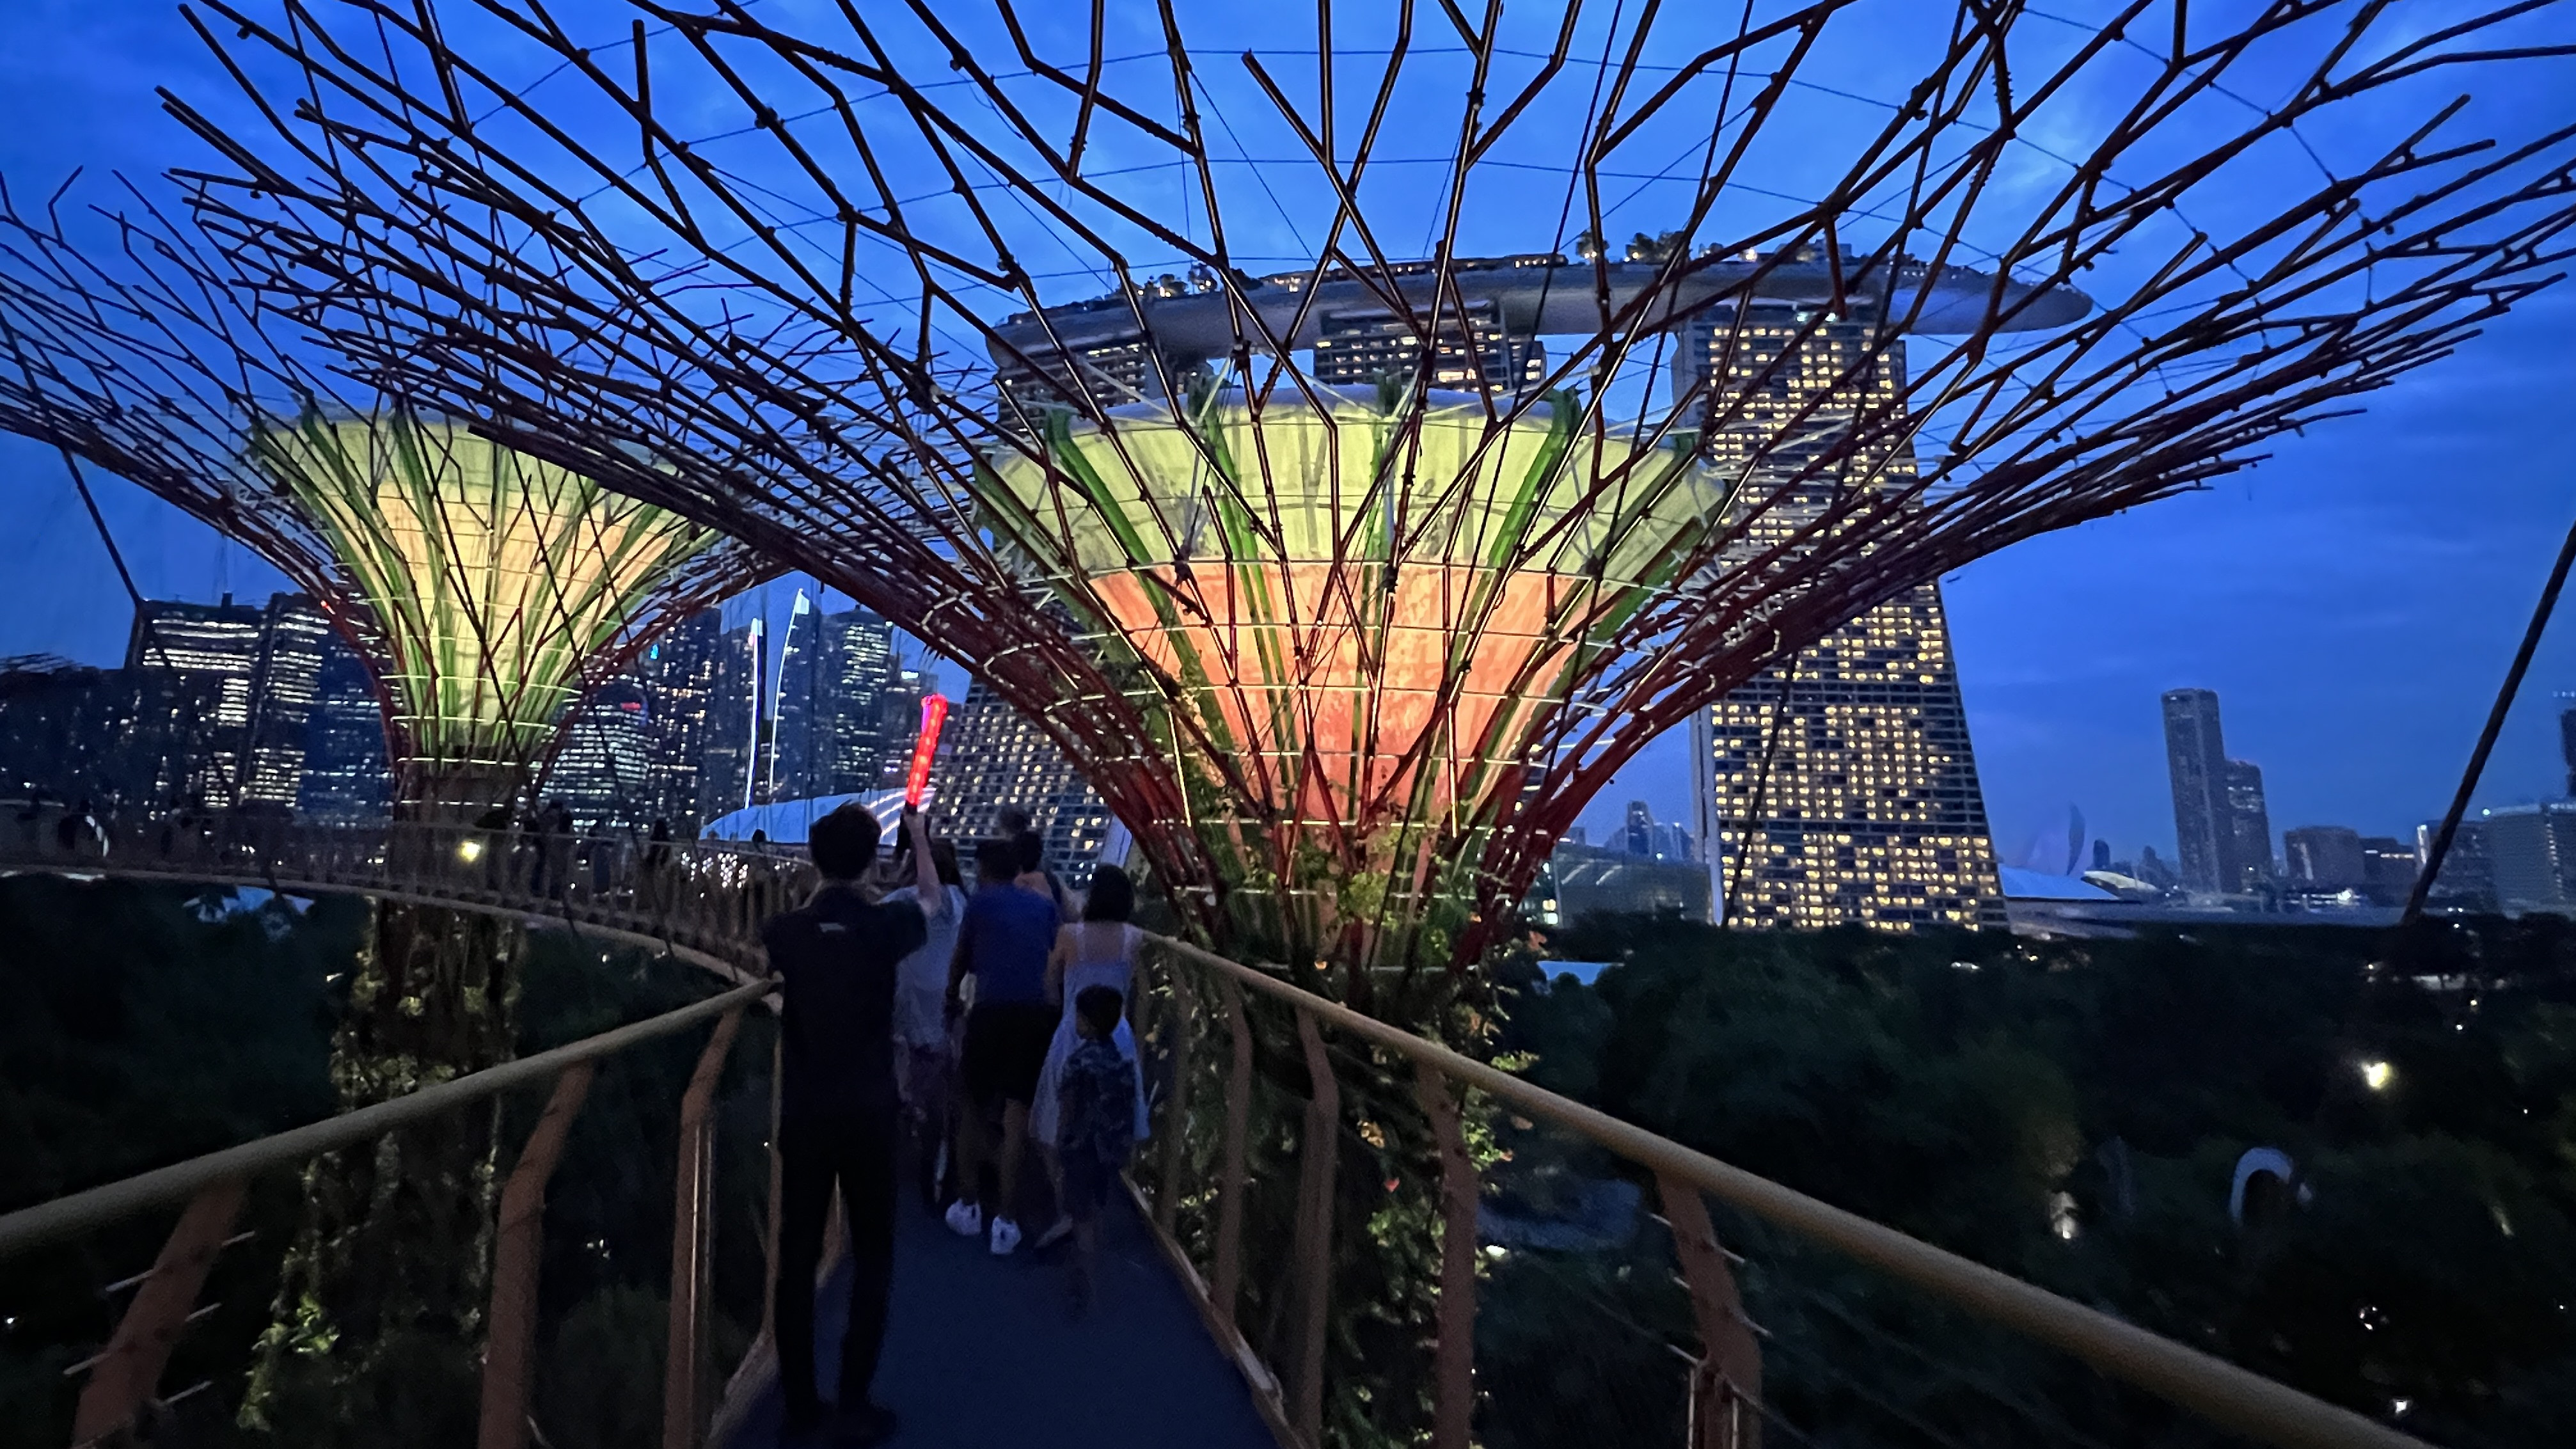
[{"x1": 0, "y1": 1, "x2": 2570, "y2": 866}]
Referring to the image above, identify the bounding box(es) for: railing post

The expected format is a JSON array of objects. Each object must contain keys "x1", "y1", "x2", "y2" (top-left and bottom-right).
[
  {"x1": 1414, "y1": 1063, "x2": 1478, "y2": 1449},
  {"x1": 1290, "y1": 1006, "x2": 1340, "y2": 1448},
  {"x1": 665, "y1": 1005, "x2": 746, "y2": 1449},
  {"x1": 1210, "y1": 976, "x2": 1254, "y2": 1332},
  {"x1": 1154, "y1": 954, "x2": 1196, "y2": 1236},
  {"x1": 1658, "y1": 1175, "x2": 1762, "y2": 1449},
  {"x1": 759, "y1": 1030, "x2": 786, "y2": 1348},
  {"x1": 69, "y1": 1176, "x2": 244, "y2": 1445},
  {"x1": 478, "y1": 1063, "x2": 595, "y2": 1449}
]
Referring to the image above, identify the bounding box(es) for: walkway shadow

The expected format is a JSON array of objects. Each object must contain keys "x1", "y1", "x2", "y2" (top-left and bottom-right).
[{"x1": 729, "y1": 1188, "x2": 1276, "y2": 1448}]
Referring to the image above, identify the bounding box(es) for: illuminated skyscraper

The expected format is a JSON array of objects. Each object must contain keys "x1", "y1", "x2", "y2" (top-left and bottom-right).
[
  {"x1": 931, "y1": 678, "x2": 1114, "y2": 880},
  {"x1": 2161, "y1": 689, "x2": 2272, "y2": 894},
  {"x1": 126, "y1": 591, "x2": 332, "y2": 807},
  {"x1": 1684, "y1": 301, "x2": 2005, "y2": 931},
  {"x1": 298, "y1": 637, "x2": 391, "y2": 820},
  {"x1": 771, "y1": 595, "x2": 902, "y2": 800},
  {"x1": 548, "y1": 678, "x2": 654, "y2": 829}
]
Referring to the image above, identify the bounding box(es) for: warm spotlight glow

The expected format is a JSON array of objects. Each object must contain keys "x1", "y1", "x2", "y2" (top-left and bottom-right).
[
  {"x1": 457, "y1": 838, "x2": 484, "y2": 863},
  {"x1": 2361, "y1": 1061, "x2": 2394, "y2": 1091}
]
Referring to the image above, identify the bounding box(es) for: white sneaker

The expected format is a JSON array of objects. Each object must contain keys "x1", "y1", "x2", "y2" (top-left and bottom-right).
[
  {"x1": 944, "y1": 1200, "x2": 983, "y2": 1239},
  {"x1": 989, "y1": 1216, "x2": 1023, "y2": 1256}
]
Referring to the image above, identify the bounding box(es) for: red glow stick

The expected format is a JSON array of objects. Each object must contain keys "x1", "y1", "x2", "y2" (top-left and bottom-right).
[{"x1": 904, "y1": 694, "x2": 950, "y2": 809}]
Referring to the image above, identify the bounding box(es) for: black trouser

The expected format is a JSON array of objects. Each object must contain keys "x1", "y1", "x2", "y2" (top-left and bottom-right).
[{"x1": 775, "y1": 1109, "x2": 898, "y2": 1423}]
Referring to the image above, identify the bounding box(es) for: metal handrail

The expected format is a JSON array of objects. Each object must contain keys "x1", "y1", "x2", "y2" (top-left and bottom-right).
[
  {"x1": 1141, "y1": 932, "x2": 2435, "y2": 1449},
  {"x1": 0, "y1": 979, "x2": 769, "y2": 1260}
]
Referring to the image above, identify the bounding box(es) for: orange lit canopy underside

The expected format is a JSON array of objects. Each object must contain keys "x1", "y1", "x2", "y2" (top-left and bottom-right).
[{"x1": 983, "y1": 390, "x2": 1723, "y2": 843}]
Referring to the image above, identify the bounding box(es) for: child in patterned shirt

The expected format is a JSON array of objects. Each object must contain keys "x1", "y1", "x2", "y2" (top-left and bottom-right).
[{"x1": 1056, "y1": 984, "x2": 1137, "y2": 1312}]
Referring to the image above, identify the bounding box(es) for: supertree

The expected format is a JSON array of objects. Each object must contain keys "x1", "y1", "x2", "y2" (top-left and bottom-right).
[
  {"x1": 165, "y1": 0, "x2": 2575, "y2": 1016},
  {"x1": 0, "y1": 189, "x2": 771, "y2": 1441}
]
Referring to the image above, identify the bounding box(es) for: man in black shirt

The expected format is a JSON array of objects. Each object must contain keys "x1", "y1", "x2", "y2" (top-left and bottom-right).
[{"x1": 764, "y1": 804, "x2": 926, "y2": 1445}]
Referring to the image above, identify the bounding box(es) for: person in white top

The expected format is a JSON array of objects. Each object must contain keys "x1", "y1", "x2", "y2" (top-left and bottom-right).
[
  {"x1": 1028, "y1": 864, "x2": 1151, "y2": 1251},
  {"x1": 881, "y1": 806, "x2": 967, "y2": 1211}
]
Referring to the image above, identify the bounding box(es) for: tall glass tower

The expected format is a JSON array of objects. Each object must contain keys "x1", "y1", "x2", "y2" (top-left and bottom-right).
[{"x1": 1684, "y1": 302, "x2": 2006, "y2": 931}]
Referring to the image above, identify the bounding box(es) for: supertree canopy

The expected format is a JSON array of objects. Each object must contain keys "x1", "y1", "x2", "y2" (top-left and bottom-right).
[
  {"x1": 164, "y1": 0, "x2": 2575, "y2": 995},
  {"x1": 0, "y1": 197, "x2": 763, "y2": 816},
  {"x1": 0, "y1": 193, "x2": 772, "y2": 1441}
]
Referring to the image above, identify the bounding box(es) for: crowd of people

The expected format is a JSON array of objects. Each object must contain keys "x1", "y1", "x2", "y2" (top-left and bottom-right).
[{"x1": 763, "y1": 801, "x2": 1143, "y2": 1446}]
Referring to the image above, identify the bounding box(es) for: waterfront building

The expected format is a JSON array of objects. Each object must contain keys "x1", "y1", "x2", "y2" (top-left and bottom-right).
[
  {"x1": 2360, "y1": 836, "x2": 2419, "y2": 902},
  {"x1": 2224, "y1": 760, "x2": 2275, "y2": 891},
  {"x1": 2162, "y1": 689, "x2": 2229, "y2": 892},
  {"x1": 2284, "y1": 825, "x2": 2366, "y2": 889},
  {"x1": 2418, "y1": 819, "x2": 2495, "y2": 910},
  {"x1": 1684, "y1": 301, "x2": 2007, "y2": 932},
  {"x1": 1529, "y1": 841, "x2": 1714, "y2": 927},
  {"x1": 2481, "y1": 803, "x2": 2576, "y2": 914}
]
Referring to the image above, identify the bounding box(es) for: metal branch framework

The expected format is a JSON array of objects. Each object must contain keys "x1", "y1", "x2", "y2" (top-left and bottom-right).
[
  {"x1": 0, "y1": 188, "x2": 773, "y2": 812},
  {"x1": 155, "y1": 0, "x2": 2576, "y2": 987}
]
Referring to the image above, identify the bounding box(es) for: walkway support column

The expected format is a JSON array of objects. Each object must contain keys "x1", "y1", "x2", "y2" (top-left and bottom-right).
[
  {"x1": 1290, "y1": 1008, "x2": 1340, "y2": 1447},
  {"x1": 1211, "y1": 976, "x2": 1254, "y2": 1331},
  {"x1": 665, "y1": 1006, "x2": 746, "y2": 1449},
  {"x1": 1154, "y1": 958, "x2": 1196, "y2": 1237},
  {"x1": 1659, "y1": 1175, "x2": 1762, "y2": 1449},
  {"x1": 70, "y1": 1176, "x2": 245, "y2": 1444},
  {"x1": 1415, "y1": 1063, "x2": 1478, "y2": 1449},
  {"x1": 480, "y1": 1063, "x2": 595, "y2": 1449}
]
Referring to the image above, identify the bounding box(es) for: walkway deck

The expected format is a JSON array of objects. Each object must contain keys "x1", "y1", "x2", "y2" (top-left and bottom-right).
[{"x1": 724, "y1": 1189, "x2": 1276, "y2": 1448}]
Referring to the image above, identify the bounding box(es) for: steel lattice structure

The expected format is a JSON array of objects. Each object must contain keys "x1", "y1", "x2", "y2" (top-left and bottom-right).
[
  {"x1": 0, "y1": 189, "x2": 771, "y2": 815},
  {"x1": 161, "y1": 0, "x2": 2575, "y2": 990}
]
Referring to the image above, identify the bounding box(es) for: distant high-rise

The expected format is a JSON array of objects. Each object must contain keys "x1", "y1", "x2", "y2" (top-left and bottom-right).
[
  {"x1": 2481, "y1": 803, "x2": 2576, "y2": 913},
  {"x1": 2224, "y1": 759, "x2": 2275, "y2": 891},
  {"x1": 930, "y1": 679, "x2": 1114, "y2": 882},
  {"x1": 2560, "y1": 695, "x2": 2576, "y2": 796},
  {"x1": 1686, "y1": 302, "x2": 2005, "y2": 932},
  {"x1": 297, "y1": 637, "x2": 391, "y2": 820},
  {"x1": 771, "y1": 596, "x2": 901, "y2": 800},
  {"x1": 547, "y1": 679, "x2": 655, "y2": 830},
  {"x1": 635, "y1": 610, "x2": 726, "y2": 831},
  {"x1": 1622, "y1": 801, "x2": 1656, "y2": 857},
  {"x1": 2359, "y1": 837, "x2": 2419, "y2": 902},
  {"x1": 2419, "y1": 818, "x2": 2495, "y2": 910},
  {"x1": 0, "y1": 658, "x2": 231, "y2": 811},
  {"x1": 2283, "y1": 825, "x2": 2366, "y2": 889},
  {"x1": 2161, "y1": 689, "x2": 2230, "y2": 893},
  {"x1": 126, "y1": 592, "x2": 331, "y2": 807}
]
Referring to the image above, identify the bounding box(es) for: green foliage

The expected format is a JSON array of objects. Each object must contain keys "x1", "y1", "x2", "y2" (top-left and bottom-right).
[
  {"x1": 0, "y1": 876, "x2": 766, "y2": 1449},
  {"x1": 1478, "y1": 915, "x2": 2576, "y2": 1447},
  {"x1": 0, "y1": 876, "x2": 350, "y2": 1449}
]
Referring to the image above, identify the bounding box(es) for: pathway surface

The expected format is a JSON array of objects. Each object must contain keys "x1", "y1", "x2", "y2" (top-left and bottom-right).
[{"x1": 727, "y1": 1189, "x2": 1276, "y2": 1448}]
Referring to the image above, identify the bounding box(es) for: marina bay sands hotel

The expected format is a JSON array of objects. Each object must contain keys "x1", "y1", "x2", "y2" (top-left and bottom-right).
[{"x1": 984, "y1": 246, "x2": 2083, "y2": 931}]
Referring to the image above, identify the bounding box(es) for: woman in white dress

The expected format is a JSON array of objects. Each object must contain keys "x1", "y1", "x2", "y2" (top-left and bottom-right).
[{"x1": 1029, "y1": 864, "x2": 1150, "y2": 1249}]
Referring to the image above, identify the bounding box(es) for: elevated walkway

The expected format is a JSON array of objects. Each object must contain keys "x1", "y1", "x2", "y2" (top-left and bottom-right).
[
  {"x1": 0, "y1": 812, "x2": 2442, "y2": 1449},
  {"x1": 725, "y1": 1192, "x2": 1272, "y2": 1448}
]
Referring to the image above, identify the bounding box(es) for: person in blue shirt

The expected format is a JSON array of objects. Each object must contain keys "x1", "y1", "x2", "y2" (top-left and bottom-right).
[
  {"x1": 942, "y1": 835, "x2": 1060, "y2": 1256},
  {"x1": 764, "y1": 804, "x2": 924, "y2": 1446}
]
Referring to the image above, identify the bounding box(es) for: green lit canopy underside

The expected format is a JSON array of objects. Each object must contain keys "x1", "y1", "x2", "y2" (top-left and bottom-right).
[
  {"x1": 980, "y1": 390, "x2": 1727, "y2": 835},
  {"x1": 251, "y1": 411, "x2": 720, "y2": 781}
]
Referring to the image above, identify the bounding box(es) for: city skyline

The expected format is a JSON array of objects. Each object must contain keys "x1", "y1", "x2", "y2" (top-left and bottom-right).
[{"x1": 1, "y1": 2, "x2": 2572, "y2": 865}]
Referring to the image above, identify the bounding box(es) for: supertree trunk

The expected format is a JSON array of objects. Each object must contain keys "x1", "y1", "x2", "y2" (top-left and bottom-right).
[{"x1": 243, "y1": 778, "x2": 525, "y2": 1444}]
